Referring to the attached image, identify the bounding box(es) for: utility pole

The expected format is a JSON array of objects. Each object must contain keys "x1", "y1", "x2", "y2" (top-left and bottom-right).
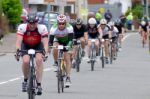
[{"x1": 146, "y1": 0, "x2": 149, "y2": 17}]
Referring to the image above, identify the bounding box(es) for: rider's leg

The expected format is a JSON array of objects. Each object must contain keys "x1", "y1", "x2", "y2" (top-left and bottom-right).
[
  {"x1": 87, "y1": 40, "x2": 92, "y2": 58},
  {"x1": 64, "y1": 52, "x2": 72, "y2": 77},
  {"x1": 80, "y1": 37, "x2": 86, "y2": 49},
  {"x1": 95, "y1": 40, "x2": 100, "y2": 56},
  {"x1": 22, "y1": 55, "x2": 30, "y2": 81},
  {"x1": 53, "y1": 42, "x2": 59, "y2": 65},
  {"x1": 35, "y1": 53, "x2": 44, "y2": 84}
]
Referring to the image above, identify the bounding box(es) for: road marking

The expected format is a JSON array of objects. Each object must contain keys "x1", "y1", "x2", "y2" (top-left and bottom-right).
[
  {"x1": 122, "y1": 33, "x2": 137, "y2": 42},
  {"x1": 0, "y1": 67, "x2": 53, "y2": 85}
]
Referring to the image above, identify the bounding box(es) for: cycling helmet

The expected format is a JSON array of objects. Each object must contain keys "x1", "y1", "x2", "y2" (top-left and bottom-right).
[
  {"x1": 76, "y1": 18, "x2": 82, "y2": 25},
  {"x1": 115, "y1": 19, "x2": 121, "y2": 25},
  {"x1": 141, "y1": 21, "x2": 146, "y2": 26},
  {"x1": 88, "y1": 18, "x2": 96, "y2": 24},
  {"x1": 100, "y1": 19, "x2": 107, "y2": 24},
  {"x1": 26, "y1": 13, "x2": 39, "y2": 23},
  {"x1": 57, "y1": 14, "x2": 67, "y2": 23}
]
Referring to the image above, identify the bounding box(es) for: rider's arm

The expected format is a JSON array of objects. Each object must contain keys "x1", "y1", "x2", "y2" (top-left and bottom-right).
[
  {"x1": 98, "y1": 26, "x2": 103, "y2": 39},
  {"x1": 16, "y1": 24, "x2": 25, "y2": 50},
  {"x1": 39, "y1": 24, "x2": 49, "y2": 53}
]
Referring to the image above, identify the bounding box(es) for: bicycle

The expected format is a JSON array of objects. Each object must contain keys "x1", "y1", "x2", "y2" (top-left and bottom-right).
[
  {"x1": 15, "y1": 49, "x2": 46, "y2": 99},
  {"x1": 99, "y1": 38, "x2": 105, "y2": 68},
  {"x1": 89, "y1": 39, "x2": 97, "y2": 71},
  {"x1": 72, "y1": 39, "x2": 83, "y2": 72},
  {"x1": 50, "y1": 45, "x2": 69, "y2": 93},
  {"x1": 109, "y1": 39, "x2": 113, "y2": 64}
]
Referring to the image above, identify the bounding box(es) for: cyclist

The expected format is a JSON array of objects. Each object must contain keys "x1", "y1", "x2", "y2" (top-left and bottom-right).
[
  {"x1": 138, "y1": 20, "x2": 148, "y2": 47},
  {"x1": 86, "y1": 17, "x2": 100, "y2": 62},
  {"x1": 108, "y1": 21, "x2": 119, "y2": 60},
  {"x1": 15, "y1": 13, "x2": 49, "y2": 95},
  {"x1": 114, "y1": 19, "x2": 124, "y2": 51},
  {"x1": 98, "y1": 18, "x2": 111, "y2": 64},
  {"x1": 49, "y1": 14, "x2": 73, "y2": 87},
  {"x1": 72, "y1": 18, "x2": 87, "y2": 58}
]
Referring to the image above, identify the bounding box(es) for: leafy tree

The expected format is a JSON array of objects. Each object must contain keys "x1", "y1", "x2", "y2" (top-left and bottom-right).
[
  {"x1": 2, "y1": 0, "x2": 22, "y2": 26},
  {"x1": 125, "y1": 4, "x2": 143, "y2": 20}
]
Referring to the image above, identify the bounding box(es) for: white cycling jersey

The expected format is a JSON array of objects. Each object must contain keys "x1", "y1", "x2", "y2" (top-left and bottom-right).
[{"x1": 111, "y1": 26, "x2": 119, "y2": 37}]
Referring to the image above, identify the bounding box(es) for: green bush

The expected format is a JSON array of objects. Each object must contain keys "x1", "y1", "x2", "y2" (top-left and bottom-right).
[
  {"x1": 2, "y1": 0, "x2": 22, "y2": 27},
  {"x1": 125, "y1": 4, "x2": 143, "y2": 20}
]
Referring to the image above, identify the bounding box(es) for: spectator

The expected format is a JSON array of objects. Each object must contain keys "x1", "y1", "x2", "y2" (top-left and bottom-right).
[
  {"x1": 126, "y1": 12, "x2": 133, "y2": 30},
  {"x1": 95, "y1": 11, "x2": 102, "y2": 25},
  {"x1": 104, "y1": 9, "x2": 112, "y2": 23}
]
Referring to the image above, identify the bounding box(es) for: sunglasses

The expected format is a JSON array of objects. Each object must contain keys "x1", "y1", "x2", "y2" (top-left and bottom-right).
[{"x1": 58, "y1": 23, "x2": 65, "y2": 25}]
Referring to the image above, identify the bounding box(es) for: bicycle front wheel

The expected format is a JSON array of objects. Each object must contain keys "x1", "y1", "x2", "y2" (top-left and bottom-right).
[{"x1": 28, "y1": 69, "x2": 36, "y2": 99}]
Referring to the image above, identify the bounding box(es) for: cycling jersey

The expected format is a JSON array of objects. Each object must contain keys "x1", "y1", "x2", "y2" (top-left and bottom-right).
[
  {"x1": 140, "y1": 24, "x2": 148, "y2": 32},
  {"x1": 98, "y1": 24, "x2": 110, "y2": 36},
  {"x1": 87, "y1": 24, "x2": 99, "y2": 38},
  {"x1": 17, "y1": 23, "x2": 48, "y2": 48},
  {"x1": 111, "y1": 26, "x2": 119, "y2": 37},
  {"x1": 73, "y1": 24, "x2": 87, "y2": 39},
  {"x1": 50, "y1": 23, "x2": 73, "y2": 45},
  {"x1": 115, "y1": 23, "x2": 123, "y2": 34}
]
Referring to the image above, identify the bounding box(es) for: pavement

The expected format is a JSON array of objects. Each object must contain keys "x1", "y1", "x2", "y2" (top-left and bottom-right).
[{"x1": 0, "y1": 33, "x2": 16, "y2": 54}]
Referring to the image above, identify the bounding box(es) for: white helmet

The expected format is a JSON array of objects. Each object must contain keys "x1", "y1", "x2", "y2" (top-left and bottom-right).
[
  {"x1": 108, "y1": 21, "x2": 114, "y2": 26},
  {"x1": 88, "y1": 18, "x2": 97, "y2": 24},
  {"x1": 100, "y1": 19, "x2": 107, "y2": 24},
  {"x1": 141, "y1": 21, "x2": 146, "y2": 26}
]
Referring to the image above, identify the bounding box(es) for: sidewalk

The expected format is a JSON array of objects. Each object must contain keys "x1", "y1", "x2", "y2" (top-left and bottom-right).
[{"x1": 0, "y1": 33, "x2": 16, "y2": 53}]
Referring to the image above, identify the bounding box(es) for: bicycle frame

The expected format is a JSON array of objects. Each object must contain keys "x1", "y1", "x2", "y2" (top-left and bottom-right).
[
  {"x1": 89, "y1": 39, "x2": 97, "y2": 71},
  {"x1": 99, "y1": 38, "x2": 105, "y2": 68}
]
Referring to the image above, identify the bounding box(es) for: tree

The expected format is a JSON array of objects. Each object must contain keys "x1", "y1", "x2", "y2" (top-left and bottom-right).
[{"x1": 2, "y1": 0, "x2": 22, "y2": 27}]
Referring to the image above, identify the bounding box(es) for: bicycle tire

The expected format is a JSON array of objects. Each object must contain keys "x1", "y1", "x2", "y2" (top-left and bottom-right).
[
  {"x1": 91, "y1": 48, "x2": 95, "y2": 71},
  {"x1": 57, "y1": 60, "x2": 61, "y2": 93},
  {"x1": 101, "y1": 47, "x2": 105, "y2": 68},
  {"x1": 76, "y1": 47, "x2": 81, "y2": 72},
  {"x1": 28, "y1": 68, "x2": 35, "y2": 99},
  {"x1": 110, "y1": 44, "x2": 113, "y2": 64}
]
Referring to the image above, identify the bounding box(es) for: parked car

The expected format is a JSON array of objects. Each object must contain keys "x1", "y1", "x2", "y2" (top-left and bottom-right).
[{"x1": 44, "y1": 12, "x2": 59, "y2": 26}]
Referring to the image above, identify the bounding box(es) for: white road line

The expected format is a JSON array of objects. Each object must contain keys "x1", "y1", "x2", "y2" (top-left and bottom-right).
[
  {"x1": 122, "y1": 33, "x2": 137, "y2": 42},
  {"x1": 0, "y1": 67, "x2": 53, "y2": 85}
]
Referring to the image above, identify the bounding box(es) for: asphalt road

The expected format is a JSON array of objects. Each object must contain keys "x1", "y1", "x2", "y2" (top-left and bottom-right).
[{"x1": 0, "y1": 32, "x2": 150, "y2": 99}]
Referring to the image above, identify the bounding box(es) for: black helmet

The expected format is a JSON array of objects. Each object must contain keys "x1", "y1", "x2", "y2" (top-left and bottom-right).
[
  {"x1": 26, "y1": 13, "x2": 39, "y2": 23},
  {"x1": 76, "y1": 18, "x2": 82, "y2": 25},
  {"x1": 115, "y1": 19, "x2": 121, "y2": 26}
]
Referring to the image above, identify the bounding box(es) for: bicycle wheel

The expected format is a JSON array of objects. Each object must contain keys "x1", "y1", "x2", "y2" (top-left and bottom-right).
[
  {"x1": 101, "y1": 47, "x2": 105, "y2": 68},
  {"x1": 57, "y1": 60, "x2": 61, "y2": 93},
  {"x1": 110, "y1": 44, "x2": 113, "y2": 64},
  {"x1": 76, "y1": 47, "x2": 81, "y2": 72},
  {"x1": 28, "y1": 68, "x2": 36, "y2": 99},
  {"x1": 91, "y1": 48, "x2": 95, "y2": 71}
]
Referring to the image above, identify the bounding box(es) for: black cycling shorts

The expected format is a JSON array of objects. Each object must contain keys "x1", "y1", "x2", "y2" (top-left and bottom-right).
[{"x1": 21, "y1": 42, "x2": 44, "y2": 56}]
